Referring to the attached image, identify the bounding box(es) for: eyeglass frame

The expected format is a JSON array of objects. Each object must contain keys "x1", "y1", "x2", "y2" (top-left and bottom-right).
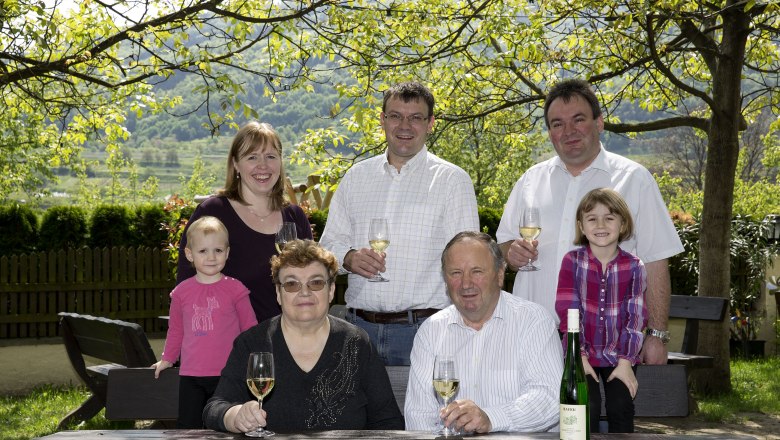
[
  {"x1": 382, "y1": 112, "x2": 431, "y2": 126},
  {"x1": 277, "y1": 277, "x2": 334, "y2": 293}
]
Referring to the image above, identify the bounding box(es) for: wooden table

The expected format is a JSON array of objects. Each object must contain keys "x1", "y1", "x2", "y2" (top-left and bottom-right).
[{"x1": 35, "y1": 429, "x2": 758, "y2": 439}]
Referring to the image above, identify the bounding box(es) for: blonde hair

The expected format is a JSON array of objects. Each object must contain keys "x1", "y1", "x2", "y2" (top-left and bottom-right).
[
  {"x1": 270, "y1": 239, "x2": 339, "y2": 283},
  {"x1": 574, "y1": 188, "x2": 634, "y2": 245},
  {"x1": 185, "y1": 216, "x2": 229, "y2": 248},
  {"x1": 218, "y1": 121, "x2": 288, "y2": 211}
]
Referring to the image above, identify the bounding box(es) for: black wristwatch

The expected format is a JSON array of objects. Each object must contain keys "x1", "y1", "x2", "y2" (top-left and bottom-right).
[{"x1": 646, "y1": 328, "x2": 671, "y2": 344}]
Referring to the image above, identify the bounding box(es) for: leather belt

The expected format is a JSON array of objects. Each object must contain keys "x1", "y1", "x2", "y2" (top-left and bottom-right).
[{"x1": 352, "y1": 308, "x2": 439, "y2": 324}]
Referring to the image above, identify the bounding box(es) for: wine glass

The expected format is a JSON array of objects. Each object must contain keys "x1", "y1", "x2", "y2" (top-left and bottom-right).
[
  {"x1": 274, "y1": 222, "x2": 297, "y2": 253},
  {"x1": 368, "y1": 218, "x2": 390, "y2": 282},
  {"x1": 433, "y1": 355, "x2": 459, "y2": 436},
  {"x1": 517, "y1": 207, "x2": 541, "y2": 272},
  {"x1": 245, "y1": 352, "x2": 275, "y2": 437}
]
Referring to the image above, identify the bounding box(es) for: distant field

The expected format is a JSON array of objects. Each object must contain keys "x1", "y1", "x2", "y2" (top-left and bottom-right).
[{"x1": 41, "y1": 145, "x2": 315, "y2": 207}]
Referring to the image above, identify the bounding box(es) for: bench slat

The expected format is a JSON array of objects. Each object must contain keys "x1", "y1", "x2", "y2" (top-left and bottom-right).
[
  {"x1": 635, "y1": 364, "x2": 688, "y2": 417},
  {"x1": 670, "y1": 295, "x2": 727, "y2": 321},
  {"x1": 106, "y1": 368, "x2": 179, "y2": 421}
]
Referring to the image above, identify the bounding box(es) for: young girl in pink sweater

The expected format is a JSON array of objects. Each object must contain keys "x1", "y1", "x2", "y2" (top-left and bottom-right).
[{"x1": 153, "y1": 216, "x2": 257, "y2": 428}]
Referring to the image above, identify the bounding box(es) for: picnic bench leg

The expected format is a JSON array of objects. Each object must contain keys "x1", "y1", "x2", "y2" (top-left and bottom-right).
[{"x1": 57, "y1": 393, "x2": 104, "y2": 430}]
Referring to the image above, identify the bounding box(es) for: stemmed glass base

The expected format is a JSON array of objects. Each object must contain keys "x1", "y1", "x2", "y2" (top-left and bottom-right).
[
  {"x1": 517, "y1": 261, "x2": 539, "y2": 272},
  {"x1": 434, "y1": 400, "x2": 459, "y2": 437},
  {"x1": 245, "y1": 399, "x2": 274, "y2": 437},
  {"x1": 368, "y1": 273, "x2": 389, "y2": 282},
  {"x1": 434, "y1": 424, "x2": 459, "y2": 437},
  {"x1": 245, "y1": 428, "x2": 274, "y2": 438}
]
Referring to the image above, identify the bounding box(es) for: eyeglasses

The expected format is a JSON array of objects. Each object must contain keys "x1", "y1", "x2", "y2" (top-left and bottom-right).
[
  {"x1": 278, "y1": 278, "x2": 332, "y2": 293},
  {"x1": 384, "y1": 112, "x2": 430, "y2": 126}
]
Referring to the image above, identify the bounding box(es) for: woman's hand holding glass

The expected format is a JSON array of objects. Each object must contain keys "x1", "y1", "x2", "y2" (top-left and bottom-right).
[{"x1": 244, "y1": 352, "x2": 275, "y2": 437}]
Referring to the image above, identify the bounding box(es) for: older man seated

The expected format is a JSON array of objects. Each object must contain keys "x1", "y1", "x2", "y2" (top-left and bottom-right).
[{"x1": 405, "y1": 231, "x2": 563, "y2": 433}]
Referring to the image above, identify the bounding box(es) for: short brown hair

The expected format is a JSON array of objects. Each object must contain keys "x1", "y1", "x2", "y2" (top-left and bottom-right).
[
  {"x1": 270, "y1": 239, "x2": 339, "y2": 283},
  {"x1": 382, "y1": 82, "x2": 435, "y2": 118},
  {"x1": 441, "y1": 231, "x2": 505, "y2": 273},
  {"x1": 543, "y1": 79, "x2": 602, "y2": 129},
  {"x1": 574, "y1": 188, "x2": 634, "y2": 245},
  {"x1": 218, "y1": 121, "x2": 288, "y2": 211},
  {"x1": 185, "y1": 216, "x2": 229, "y2": 248}
]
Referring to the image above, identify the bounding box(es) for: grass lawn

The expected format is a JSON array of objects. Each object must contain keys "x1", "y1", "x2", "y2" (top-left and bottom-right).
[{"x1": 2, "y1": 358, "x2": 778, "y2": 439}]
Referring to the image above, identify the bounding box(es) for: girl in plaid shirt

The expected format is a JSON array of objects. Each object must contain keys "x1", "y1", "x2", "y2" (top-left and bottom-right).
[{"x1": 555, "y1": 188, "x2": 647, "y2": 433}]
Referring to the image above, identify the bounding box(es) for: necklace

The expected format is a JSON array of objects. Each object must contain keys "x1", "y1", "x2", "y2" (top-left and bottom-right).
[{"x1": 246, "y1": 205, "x2": 275, "y2": 222}]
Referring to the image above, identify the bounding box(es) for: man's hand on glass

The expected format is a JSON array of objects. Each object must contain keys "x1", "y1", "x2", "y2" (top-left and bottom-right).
[
  {"x1": 344, "y1": 248, "x2": 387, "y2": 279},
  {"x1": 506, "y1": 238, "x2": 538, "y2": 271}
]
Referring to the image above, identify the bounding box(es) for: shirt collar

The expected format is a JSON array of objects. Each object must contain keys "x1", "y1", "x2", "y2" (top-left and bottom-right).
[
  {"x1": 584, "y1": 244, "x2": 628, "y2": 268},
  {"x1": 446, "y1": 290, "x2": 507, "y2": 331},
  {"x1": 551, "y1": 143, "x2": 610, "y2": 176},
  {"x1": 382, "y1": 145, "x2": 428, "y2": 175}
]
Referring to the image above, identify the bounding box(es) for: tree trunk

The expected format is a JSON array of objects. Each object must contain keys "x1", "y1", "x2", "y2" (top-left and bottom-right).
[{"x1": 692, "y1": 3, "x2": 751, "y2": 395}]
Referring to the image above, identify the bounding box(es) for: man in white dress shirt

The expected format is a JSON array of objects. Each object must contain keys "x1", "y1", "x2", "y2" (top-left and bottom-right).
[
  {"x1": 320, "y1": 82, "x2": 480, "y2": 365},
  {"x1": 496, "y1": 78, "x2": 683, "y2": 364},
  {"x1": 405, "y1": 231, "x2": 562, "y2": 433}
]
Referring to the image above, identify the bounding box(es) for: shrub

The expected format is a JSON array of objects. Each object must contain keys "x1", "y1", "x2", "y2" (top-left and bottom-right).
[
  {"x1": 478, "y1": 206, "x2": 502, "y2": 239},
  {"x1": 0, "y1": 204, "x2": 39, "y2": 256},
  {"x1": 667, "y1": 212, "x2": 779, "y2": 345},
  {"x1": 89, "y1": 205, "x2": 132, "y2": 248},
  {"x1": 669, "y1": 211, "x2": 700, "y2": 296},
  {"x1": 162, "y1": 195, "x2": 197, "y2": 278},
  {"x1": 307, "y1": 208, "x2": 328, "y2": 241},
  {"x1": 38, "y1": 206, "x2": 88, "y2": 251},
  {"x1": 131, "y1": 203, "x2": 169, "y2": 248}
]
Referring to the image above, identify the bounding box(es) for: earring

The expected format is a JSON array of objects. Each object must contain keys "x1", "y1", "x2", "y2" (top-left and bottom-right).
[{"x1": 236, "y1": 173, "x2": 240, "y2": 180}]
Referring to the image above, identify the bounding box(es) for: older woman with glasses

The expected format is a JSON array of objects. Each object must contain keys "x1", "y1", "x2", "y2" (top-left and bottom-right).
[{"x1": 203, "y1": 240, "x2": 404, "y2": 434}]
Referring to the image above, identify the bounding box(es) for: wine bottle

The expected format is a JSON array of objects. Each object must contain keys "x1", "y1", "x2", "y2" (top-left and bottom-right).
[{"x1": 559, "y1": 308, "x2": 590, "y2": 440}]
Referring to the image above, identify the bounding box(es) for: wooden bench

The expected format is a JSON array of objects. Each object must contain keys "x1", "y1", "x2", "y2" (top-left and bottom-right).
[
  {"x1": 666, "y1": 294, "x2": 728, "y2": 369},
  {"x1": 600, "y1": 294, "x2": 728, "y2": 425},
  {"x1": 57, "y1": 312, "x2": 178, "y2": 428},
  {"x1": 337, "y1": 291, "x2": 727, "y2": 421}
]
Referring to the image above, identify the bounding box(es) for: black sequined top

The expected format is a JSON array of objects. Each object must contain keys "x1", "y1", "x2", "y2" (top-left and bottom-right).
[{"x1": 204, "y1": 316, "x2": 404, "y2": 432}]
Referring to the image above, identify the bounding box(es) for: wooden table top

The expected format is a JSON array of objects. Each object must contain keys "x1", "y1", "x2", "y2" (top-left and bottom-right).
[{"x1": 35, "y1": 429, "x2": 758, "y2": 439}]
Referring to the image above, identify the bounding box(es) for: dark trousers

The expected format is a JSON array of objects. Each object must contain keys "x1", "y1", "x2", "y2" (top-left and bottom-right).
[
  {"x1": 177, "y1": 375, "x2": 220, "y2": 429},
  {"x1": 587, "y1": 366, "x2": 636, "y2": 433}
]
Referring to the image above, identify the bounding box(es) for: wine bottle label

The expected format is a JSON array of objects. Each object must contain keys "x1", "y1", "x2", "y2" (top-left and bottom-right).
[
  {"x1": 559, "y1": 404, "x2": 587, "y2": 440},
  {"x1": 567, "y1": 309, "x2": 579, "y2": 333}
]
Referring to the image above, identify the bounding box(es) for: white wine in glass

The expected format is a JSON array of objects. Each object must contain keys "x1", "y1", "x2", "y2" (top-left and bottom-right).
[
  {"x1": 433, "y1": 355, "x2": 459, "y2": 436},
  {"x1": 368, "y1": 218, "x2": 390, "y2": 282},
  {"x1": 518, "y1": 207, "x2": 541, "y2": 272},
  {"x1": 274, "y1": 222, "x2": 297, "y2": 254},
  {"x1": 245, "y1": 352, "x2": 275, "y2": 437}
]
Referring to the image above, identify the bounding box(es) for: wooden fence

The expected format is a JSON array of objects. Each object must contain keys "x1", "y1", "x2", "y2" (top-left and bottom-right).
[{"x1": 0, "y1": 247, "x2": 175, "y2": 339}]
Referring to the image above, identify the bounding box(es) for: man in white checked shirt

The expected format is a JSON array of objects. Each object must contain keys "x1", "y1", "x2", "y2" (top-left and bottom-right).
[
  {"x1": 405, "y1": 232, "x2": 562, "y2": 433},
  {"x1": 319, "y1": 82, "x2": 479, "y2": 366}
]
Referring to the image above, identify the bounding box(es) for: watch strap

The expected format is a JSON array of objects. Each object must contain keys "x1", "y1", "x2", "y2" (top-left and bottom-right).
[{"x1": 646, "y1": 328, "x2": 671, "y2": 344}]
